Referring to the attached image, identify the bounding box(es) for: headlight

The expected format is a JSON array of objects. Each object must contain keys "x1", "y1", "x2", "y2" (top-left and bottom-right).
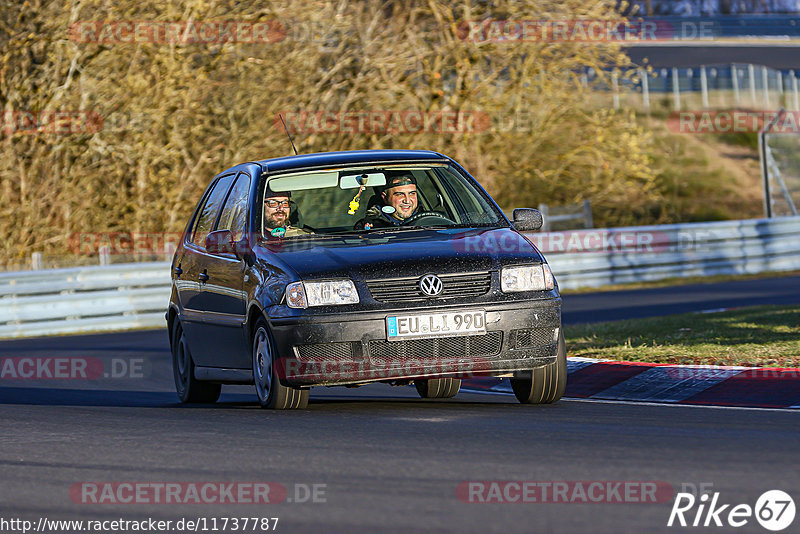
[
  {"x1": 501, "y1": 264, "x2": 555, "y2": 293},
  {"x1": 285, "y1": 280, "x2": 359, "y2": 308}
]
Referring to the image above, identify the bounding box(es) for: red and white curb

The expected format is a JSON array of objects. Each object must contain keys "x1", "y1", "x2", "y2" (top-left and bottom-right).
[{"x1": 463, "y1": 357, "x2": 800, "y2": 409}]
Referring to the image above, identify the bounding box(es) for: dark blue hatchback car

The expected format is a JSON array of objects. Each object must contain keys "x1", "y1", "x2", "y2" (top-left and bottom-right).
[{"x1": 167, "y1": 150, "x2": 565, "y2": 409}]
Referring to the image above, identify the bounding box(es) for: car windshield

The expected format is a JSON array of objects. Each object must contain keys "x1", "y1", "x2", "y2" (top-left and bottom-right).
[{"x1": 259, "y1": 163, "x2": 506, "y2": 238}]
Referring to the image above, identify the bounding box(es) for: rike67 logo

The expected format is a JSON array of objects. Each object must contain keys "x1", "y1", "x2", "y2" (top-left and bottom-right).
[{"x1": 668, "y1": 489, "x2": 795, "y2": 531}]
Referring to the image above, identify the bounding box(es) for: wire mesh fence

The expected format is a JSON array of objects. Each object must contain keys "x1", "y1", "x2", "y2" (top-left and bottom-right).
[{"x1": 763, "y1": 129, "x2": 800, "y2": 217}]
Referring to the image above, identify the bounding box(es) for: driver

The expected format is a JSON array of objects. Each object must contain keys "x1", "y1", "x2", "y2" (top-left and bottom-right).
[
  {"x1": 354, "y1": 173, "x2": 420, "y2": 230},
  {"x1": 263, "y1": 188, "x2": 311, "y2": 238}
]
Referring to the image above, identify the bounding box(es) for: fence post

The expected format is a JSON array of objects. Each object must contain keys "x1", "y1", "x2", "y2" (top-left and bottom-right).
[
  {"x1": 748, "y1": 64, "x2": 757, "y2": 105},
  {"x1": 99, "y1": 245, "x2": 111, "y2": 266},
  {"x1": 762, "y1": 66, "x2": 770, "y2": 108},
  {"x1": 700, "y1": 66, "x2": 709, "y2": 108},
  {"x1": 758, "y1": 110, "x2": 786, "y2": 219},
  {"x1": 582, "y1": 199, "x2": 594, "y2": 228},
  {"x1": 612, "y1": 71, "x2": 620, "y2": 110},
  {"x1": 639, "y1": 68, "x2": 650, "y2": 112},
  {"x1": 31, "y1": 252, "x2": 43, "y2": 270},
  {"x1": 732, "y1": 64, "x2": 740, "y2": 106},
  {"x1": 538, "y1": 203, "x2": 550, "y2": 232},
  {"x1": 792, "y1": 71, "x2": 799, "y2": 110},
  {"x1": 164, "y1": 242, "x2": 176, "y2": 262},
  {"x1": 672, "y1": 67, "x2": 680, "y2": 110},
  {"x1": 759, "y1": 133, "x2": 771, "y2": 218}
]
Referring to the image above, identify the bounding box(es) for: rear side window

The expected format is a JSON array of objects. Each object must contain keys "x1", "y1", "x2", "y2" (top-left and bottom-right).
[
  {"x1": 216, "y1": 172, "x2": 251, "y2": 241},
  {"x1": 191, "y1": 174, "x2": 235, "y2": 248}
]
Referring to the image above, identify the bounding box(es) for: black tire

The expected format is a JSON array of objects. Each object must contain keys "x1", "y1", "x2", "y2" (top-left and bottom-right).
[
  {"x1": 171, "y1": 320, "x2": 222, "y2": 403},
  {"x1": 252, "y1": 319, "x2": 309, "y2": 410},
  {"x1": 510, "y1": 329, "x2": 567, "y2": 404},
  {"x1": 415, "y1": 378, "x2": 461, "y2": 399}
]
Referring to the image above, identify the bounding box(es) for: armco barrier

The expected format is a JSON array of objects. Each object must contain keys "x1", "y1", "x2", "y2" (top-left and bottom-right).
[
  {"x1": 0, "y1": 217, "x2": 799, "y2": 338},
  {"x1": 529, "y1": 216, "x2": 800, "y2": 290},
  {"x1": 0, "y1": 262, "x2": 170, "y2": 338}
]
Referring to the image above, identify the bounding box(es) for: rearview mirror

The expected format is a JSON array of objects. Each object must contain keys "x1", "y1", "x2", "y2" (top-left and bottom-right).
[
  {"x1": 205, "y1": 229, "x2": 236, "y2": 255},
  {"x1": 340, "y1": 172, "x2": 386, "y2": 189},
  {"x1": 512, "y1": 208, "x2": 543, "y2": 232}
]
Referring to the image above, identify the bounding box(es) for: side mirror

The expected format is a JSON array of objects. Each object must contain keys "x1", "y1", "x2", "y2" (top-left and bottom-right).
[
  {"x1": 205, "y1": 229, "x2": 235, "y2": 255},
  {"x1": 512, "y1": 208, "x2": 543, "y2": 232}
]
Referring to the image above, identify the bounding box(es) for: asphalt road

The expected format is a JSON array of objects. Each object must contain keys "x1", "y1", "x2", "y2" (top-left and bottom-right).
[
  {"x1": 1, "y1": 276, "x2": 799, "y2": 533},
  {"x1": 561, "y1": 274, "x2": 800, "y2": 323}
]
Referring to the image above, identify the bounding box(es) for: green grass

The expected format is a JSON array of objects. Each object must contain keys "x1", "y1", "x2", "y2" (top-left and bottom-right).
[
  {"x1": 713, "y1": 130, "x2": 759, "y2": 151},
  {"x1": 564, "y1": 305, "x2": 800, "y2": 367},
  {"x1": 642, "y1": 119, "x2": 759, "y2": 223}
]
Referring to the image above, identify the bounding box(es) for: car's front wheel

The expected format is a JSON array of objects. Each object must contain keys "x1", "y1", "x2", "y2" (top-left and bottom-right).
[
  {"x1": 510, "y1": 330, "x2": 567, "y2": 404},
  {"x1": 252, "y1": 319, "x2": 309, "y2": 410},
  {"x1": 171, "y1": 320, "x2": 221, "y2": 403},
  {"x1": 415, "y1": 378, "x2": 461, "y2": 399}
]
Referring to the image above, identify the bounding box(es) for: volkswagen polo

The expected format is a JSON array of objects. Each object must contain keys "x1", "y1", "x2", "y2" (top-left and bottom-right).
[{"x1": 166, "y1": 150, "x2": 565, "y2": 409}]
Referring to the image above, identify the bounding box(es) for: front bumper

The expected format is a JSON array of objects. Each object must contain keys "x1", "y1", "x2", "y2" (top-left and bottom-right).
[{"x1": 269, "y1": 298, "x2": 561, "y2": 386}]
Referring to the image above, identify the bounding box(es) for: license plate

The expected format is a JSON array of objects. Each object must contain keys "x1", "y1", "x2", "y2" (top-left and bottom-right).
[{"x1": 386, "y1": 310, "x2": 486, "y2": 340}]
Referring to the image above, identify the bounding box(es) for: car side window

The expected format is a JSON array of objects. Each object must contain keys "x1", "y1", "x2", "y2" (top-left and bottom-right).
[
  {"x1": 191, "y1": 174, "x2": 235, "y2": 248},
  {"x1": 216, "y1": 172, "x2": 251, "y2": 241},
  {"x1": 433, "y1": 167, "x2": 498, "y2": 224}
]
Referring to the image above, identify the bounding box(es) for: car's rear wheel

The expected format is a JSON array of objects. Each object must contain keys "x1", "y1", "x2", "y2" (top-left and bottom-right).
[
  {"x1": 252, "y1": 319, "x2": 308, "y2": 410},
  {"x1": 415, "y1": 378, "x2": 461, "y2": 399},
  {"x1": 511, "y1": 330, "x2": 567, "y2": 404},
  {"x1": 171, "y1": 320, "x2": 221, "y2": 403}
]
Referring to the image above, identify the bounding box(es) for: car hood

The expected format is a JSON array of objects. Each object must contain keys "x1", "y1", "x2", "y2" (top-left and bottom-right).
[{"x1": 254, "y1": 227, "x2": 545, "y2": 280}]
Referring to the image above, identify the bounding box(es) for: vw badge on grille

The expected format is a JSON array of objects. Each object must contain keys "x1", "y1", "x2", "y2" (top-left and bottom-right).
[{"x1": 419, "y1": 274, "x2": 443, "y2": 296}]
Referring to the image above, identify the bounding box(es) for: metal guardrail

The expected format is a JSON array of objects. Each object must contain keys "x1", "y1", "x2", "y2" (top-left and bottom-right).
[
  {"x1": 531, "y1": 216, "x2": 800, "y2": 290},
  {"x1": 1, "y1": 216, "x2": 799, "y2": 338},
  {"x1": 0, "y1": 262, "x2": 170, "y2": 338},
  {"x1": 537, "y1": 200, "x2": 593, "y2": 232}
]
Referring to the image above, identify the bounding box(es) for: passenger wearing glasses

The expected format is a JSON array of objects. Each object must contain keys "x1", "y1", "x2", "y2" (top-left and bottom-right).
[{"x1": 263, "y1": 188, "x2": 311, "y2": 238}]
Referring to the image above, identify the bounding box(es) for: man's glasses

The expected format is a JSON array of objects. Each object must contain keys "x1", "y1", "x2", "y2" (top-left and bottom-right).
[{"x1": 264, "y1": 199, "x2": 290, "y2": 208}]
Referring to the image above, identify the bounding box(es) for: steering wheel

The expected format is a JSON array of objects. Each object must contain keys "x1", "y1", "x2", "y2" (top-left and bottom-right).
[{"x1": 400, "y1": 211, "x2": 457, "y2": 226}]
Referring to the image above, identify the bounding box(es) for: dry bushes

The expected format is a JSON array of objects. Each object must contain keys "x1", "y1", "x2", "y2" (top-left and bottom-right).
[{"x1": 0, "y1": 0, "x2": 656, "y2": 264}]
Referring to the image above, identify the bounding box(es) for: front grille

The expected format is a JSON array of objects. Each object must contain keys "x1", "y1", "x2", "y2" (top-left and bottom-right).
[
  {"x1": 368, "y1": 332, "x2": 502, "y2": 362},
  {"x1": 295, "y1": 341, "x2": 361, "y2": 362},
  {"x1": 510, "y1": 328, "x2": 558, "y2": 349},
  {"x1": 366, "y1": 271, "x2": 492, "y2": 303}
]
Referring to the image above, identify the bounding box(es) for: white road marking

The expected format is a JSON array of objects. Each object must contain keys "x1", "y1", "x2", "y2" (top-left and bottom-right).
[{"x1": 460, "y1": 387, "x2": 800, "y2": 412}]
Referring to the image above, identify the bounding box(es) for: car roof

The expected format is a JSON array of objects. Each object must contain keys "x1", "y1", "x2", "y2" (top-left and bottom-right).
[{"x1": 256, "y1": 149, "x2": 449, "y2": 174}]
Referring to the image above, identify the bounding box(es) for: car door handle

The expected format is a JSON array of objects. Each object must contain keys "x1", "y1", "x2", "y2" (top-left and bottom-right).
[
  {"x1": 174, "y1": 266, "x2": 183, "y2": 276},
  {"x1": 198, "y1": 272, "x2": 209, "y2": 282}
]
